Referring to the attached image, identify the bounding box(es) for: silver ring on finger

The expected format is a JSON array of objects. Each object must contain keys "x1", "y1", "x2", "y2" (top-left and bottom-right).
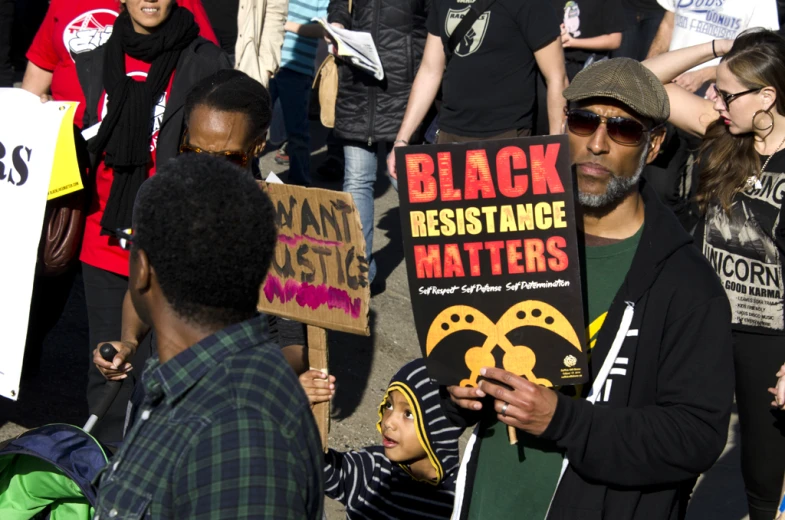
[{"x1": 501, "y1": 402, "x2": 509, "y2": 417}]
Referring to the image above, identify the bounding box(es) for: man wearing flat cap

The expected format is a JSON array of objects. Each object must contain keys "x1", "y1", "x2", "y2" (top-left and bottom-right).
[{"x1": 443, "y1": 58, "x2": 735, "y2": 519}]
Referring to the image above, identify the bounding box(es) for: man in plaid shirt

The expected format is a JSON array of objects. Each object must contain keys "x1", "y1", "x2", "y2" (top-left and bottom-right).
[{"x1": 92, "y1": 154, "x2": 323, "y2": 519}]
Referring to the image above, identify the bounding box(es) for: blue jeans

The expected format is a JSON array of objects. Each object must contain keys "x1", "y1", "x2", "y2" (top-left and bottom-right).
[
  {"x1": 343, "y1": 142, "x2": 398, "y2": 284},
  {"x1": 270, "y1": 67, "x2": 312, "y2": 186}
]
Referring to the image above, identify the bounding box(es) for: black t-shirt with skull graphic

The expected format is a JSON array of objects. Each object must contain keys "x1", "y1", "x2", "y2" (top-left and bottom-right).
[
  {"x1": 426, "y1": 0, "x2": 560, "y2": 137},
  {"x1": 555, "y1": 0, "x2": 627, "y2": 71}
]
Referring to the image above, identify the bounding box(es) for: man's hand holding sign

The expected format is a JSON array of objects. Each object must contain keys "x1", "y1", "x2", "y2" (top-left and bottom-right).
[{"x1": 447, "y1": 367, "x2": 559, "y2": 437}]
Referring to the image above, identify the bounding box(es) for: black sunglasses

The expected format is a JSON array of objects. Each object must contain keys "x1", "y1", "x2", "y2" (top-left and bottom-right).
[
  {"x1": 713, "y1": 85, "x2": 762, "y2": 108},
  {"x1": 566, "y1": 109, "x2": 661, "y2": 146},
  {"x1": 116, "y1": 228, "x2": 134, "y2": 251}
]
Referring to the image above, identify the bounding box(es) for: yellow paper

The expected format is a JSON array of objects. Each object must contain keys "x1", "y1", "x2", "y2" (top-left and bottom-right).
[{"x1": 47, "y1": 102, "x2": 83, "y2": 200}]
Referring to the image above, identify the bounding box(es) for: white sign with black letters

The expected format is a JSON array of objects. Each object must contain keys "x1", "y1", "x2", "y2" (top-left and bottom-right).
[{"x1": 0, "y1": 89, "x2": 76, "y2": 401}]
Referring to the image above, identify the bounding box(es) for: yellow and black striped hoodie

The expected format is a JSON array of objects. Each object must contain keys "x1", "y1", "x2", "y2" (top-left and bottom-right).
[{"x1": 324, "y1": 359, "x2": 463, "y2": 519}]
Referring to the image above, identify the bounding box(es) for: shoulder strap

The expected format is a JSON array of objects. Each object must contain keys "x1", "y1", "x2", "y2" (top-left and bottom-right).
[{"x1": 446, "y1": 0, "x2": 498, "y2": 57}]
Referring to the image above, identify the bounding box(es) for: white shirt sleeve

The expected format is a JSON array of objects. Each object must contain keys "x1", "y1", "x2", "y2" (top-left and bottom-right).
[
  {"x1": 748, "y1": 0, "x2": 780, "y2": 31},
  {"x1": 657, "y1": 0, "x2": 677, "y2": 13}
]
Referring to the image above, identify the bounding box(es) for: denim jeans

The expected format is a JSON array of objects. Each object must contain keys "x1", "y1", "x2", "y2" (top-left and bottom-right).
[
  {"x1": 270, "y1": 67, "x2": 312, "y2": 186},
  {"x1": 343, "y1": 142, "x2": 398, "y2": 284}
]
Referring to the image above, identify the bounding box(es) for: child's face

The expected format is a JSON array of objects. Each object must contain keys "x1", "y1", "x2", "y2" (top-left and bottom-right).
[{"x1": 380, "y1": 390, "x2": 427, "y2": 463}]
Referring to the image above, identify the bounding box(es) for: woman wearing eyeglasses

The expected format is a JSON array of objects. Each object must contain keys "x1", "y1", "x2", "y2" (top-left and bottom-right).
[
  {"x1": 644, "y1": 30, "x2": 785, "y2": 520},
  {"x1": 73, "y1": 0, "x2": 231, "y2": 446}
]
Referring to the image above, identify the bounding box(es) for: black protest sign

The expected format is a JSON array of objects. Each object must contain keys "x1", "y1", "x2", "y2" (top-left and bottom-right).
[{"x1": 396, "y1": 135, "x2": 587, "y2": 388}]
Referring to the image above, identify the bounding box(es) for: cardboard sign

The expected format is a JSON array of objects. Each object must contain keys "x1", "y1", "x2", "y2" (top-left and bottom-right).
[
  {"x1": 258, "y1": 183, "x2": 371, "y2": 336},
  {"x1": 395, "y1": 135, "x2": 587, "y2": 387},
  {"x1": 0, "y1": 89, "x2": 79, "y2": 401}
]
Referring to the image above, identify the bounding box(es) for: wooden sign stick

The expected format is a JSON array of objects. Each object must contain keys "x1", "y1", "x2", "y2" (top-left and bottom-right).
[
  {"x1": 508, "y1": 425, "x2": 518, "y2": 445},
  {"x1": 307, "y1": 325, "x2": 330, "y2": 452}
]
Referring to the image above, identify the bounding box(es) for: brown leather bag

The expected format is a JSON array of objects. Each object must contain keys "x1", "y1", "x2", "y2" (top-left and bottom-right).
[
  {"x1": 37, "y1": 128, "x2": 89, "y2": 277},
  {"x1": 37, "y1": 190, "x2": 87, "y2": 276}
]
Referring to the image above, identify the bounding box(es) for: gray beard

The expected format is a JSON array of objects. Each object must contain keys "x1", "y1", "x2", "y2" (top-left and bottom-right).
[{"x1": 578, "y1": 140, "x2": 650, "y2": 209}]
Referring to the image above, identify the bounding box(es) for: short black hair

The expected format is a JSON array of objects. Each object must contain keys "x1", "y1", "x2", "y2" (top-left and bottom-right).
[
  {"x1": 132, "y1": 154, "x2": 277, "y2": 328},
  {"x1": 184, "y1": 69, "x2": 273, "y2": 146}
]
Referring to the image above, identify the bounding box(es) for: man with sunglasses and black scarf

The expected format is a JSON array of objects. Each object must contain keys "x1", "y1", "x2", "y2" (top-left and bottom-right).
[{"x1": 443, "y1": 58, "x2": 735, "y2": 520}]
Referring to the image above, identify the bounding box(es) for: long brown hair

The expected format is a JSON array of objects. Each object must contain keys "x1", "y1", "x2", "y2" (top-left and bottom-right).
[{"x1": 697, "y1": 29, "x2": 785, "y2": 212}]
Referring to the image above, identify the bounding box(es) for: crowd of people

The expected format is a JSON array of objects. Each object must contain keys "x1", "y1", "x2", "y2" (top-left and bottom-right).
[{"x1": 3, "y1": 0, "x2": 785, "y2": 518}]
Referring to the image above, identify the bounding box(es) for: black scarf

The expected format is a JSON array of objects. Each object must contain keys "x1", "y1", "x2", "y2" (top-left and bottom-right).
[{"x1": 90, "y1": 6, "x2": 199, "y2": 235}]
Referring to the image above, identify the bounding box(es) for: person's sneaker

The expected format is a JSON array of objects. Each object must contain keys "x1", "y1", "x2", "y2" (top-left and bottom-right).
[{"x1": 275, "y1": 143, "x2": 289, "y2": 165}]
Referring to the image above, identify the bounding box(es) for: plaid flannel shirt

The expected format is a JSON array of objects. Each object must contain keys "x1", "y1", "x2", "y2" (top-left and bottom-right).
[{"x1": 92, "y1": 315, "x2": 324, "y2": 519}]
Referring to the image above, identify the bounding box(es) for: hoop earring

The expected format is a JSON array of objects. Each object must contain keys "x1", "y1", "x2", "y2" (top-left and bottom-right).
[{"x1": 753, "y1": 109, "x2": 774, "y2": 132}]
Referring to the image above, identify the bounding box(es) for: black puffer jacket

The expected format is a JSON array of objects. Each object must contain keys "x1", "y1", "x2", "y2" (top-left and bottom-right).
[{"x1": 328, "y1": 0, "x2": 428, "y2": 144}]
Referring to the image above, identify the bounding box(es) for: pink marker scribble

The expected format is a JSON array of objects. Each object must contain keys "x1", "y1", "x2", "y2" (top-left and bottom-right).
[
  {"x1": 263, "y1": 275, "x2": 362, "y2": 319},
  {"x1": 277, "y1": 234, "x2": 343, "y2": 247}
]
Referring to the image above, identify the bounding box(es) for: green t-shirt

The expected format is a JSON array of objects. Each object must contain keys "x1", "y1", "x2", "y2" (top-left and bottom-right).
[
  {"x1": 584, "y1": 226, "x2": 644, "y2": 347},
  {"x1": 466, "y1": 225, "x2": 642, "y2": 520}
]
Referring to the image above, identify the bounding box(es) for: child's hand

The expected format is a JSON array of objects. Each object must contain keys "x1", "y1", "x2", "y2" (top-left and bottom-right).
[{"x1": 299, "y1": 370, "x2": 336, "y2": 405}]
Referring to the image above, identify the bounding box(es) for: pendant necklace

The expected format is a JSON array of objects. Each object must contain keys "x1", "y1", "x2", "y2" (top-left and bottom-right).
[{"x1": 748, "y1": 133, "x2": 785, "y2": 189}]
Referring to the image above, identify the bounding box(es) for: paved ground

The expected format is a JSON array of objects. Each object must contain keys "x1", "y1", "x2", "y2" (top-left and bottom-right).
[{"x1": 0, "y1": 121, "x2": 751, "y2": 519}]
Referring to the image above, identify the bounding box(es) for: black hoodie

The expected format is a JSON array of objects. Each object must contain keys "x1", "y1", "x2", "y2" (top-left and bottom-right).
[{"x1": 448, "y1": 183, "x2": 735, "y2": 520}]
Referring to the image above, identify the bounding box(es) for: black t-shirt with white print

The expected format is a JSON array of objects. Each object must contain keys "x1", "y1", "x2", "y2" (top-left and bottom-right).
[
  {"x1": 555, "y1": 0, "x2": 627, "y2": 67},
  {"x1": 699, "y1": 152, "x2": 785, "y2": 334},
  {"x1": 426, "y1": 0, "x2": 561, "y2": 137}
]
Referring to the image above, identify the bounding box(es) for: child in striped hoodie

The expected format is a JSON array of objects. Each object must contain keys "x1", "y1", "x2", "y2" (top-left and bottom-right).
[{"x1": 300, "y1": 358, "x2": 463, "y2": 519}]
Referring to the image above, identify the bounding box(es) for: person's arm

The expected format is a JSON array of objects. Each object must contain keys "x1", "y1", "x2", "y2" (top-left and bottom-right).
[
  {"x1": 672, "y1": 65, "x2": 717, "y2": 93},
  {"x1": 534, "y1": 38, "x2": 569, "y2": 135},
  {"x1": 539, "y1": 297, "x2": 734, "y2": 486},
  {"x1": 324, "y1": 448, "x2": 378, "y2": 504},
  {"x1": 285, "y1": 21, "x2": 325, "y2": 39},
  {"x1": 327, "y1": 0, "x2": 352, "y2": 29},
  {"x1": 646, "y1": 10, "x2": 674, "y2": 58},
  {"x1": 21, "y1": 61, "x2": 53, "y2": 99},
  {"x1": 174, "y1": 408, "x2": 323, "y2": 518},
  {"x1": 643, "y1": 39, "x2": 726, "y2": 84},
  {"x1": 661, "y1": 83, "x2": 718, "y2": 137},
  {"x1": 258, "y1": 0, "x2": 289, "y2": 84},
  {"x1": 92, "y1": 290, "x2": 150, "y2": 380},
  {"x1": 561, "y1": 32, "x2": 622, "y2": 51},
  {"x1": 642, "y1": 40, "x2": 732, "y2": 136},
  {"x1": 22, "y1": 0, "x2": 56, "y2": 100},
  {"x1": 278, "y1": 318, "x2": 309, "y2": 374},
  {"x1": 387, "y1": 33, "x2": 445, "y2": 178},
  {"x1": 299, "y1": 370, "x2": 336, "y2": 405}
]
